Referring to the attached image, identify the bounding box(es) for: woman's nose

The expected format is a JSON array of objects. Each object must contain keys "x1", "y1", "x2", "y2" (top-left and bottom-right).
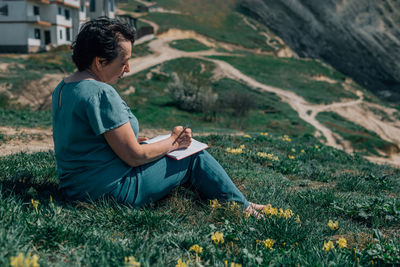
[{"x1": 124, "y1": 63, "x2": 130, "y2": 73}]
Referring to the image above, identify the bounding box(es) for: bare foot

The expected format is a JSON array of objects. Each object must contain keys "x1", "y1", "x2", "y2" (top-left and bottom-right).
[
  {"x1": 249, "y1": 202, "x2": 265, "y2": 211},
  {"x1": 244, "y1": 202, "x2": 265, "y2": 219}
]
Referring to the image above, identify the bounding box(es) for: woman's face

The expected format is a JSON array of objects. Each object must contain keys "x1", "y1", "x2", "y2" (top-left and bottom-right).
[{"x1": 101, "y1": 40, "x2": 132, "y2": 84}]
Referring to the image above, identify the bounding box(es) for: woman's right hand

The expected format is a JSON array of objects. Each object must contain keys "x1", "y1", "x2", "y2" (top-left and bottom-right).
[{"x1": 170, "y1": 126, "x2": 192, "y2": 150}]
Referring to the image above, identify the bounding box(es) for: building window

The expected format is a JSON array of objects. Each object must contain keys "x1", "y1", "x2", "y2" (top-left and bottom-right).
[
  {"x1": 34, "y1": 29, "x2": 41, "y2": 39},
  {"x1": 109, "y1": 0, "x2": 114, "y2": 12},
  {"x1": 0, "y1": 4, "x2": 8, "y2": 16},
  {"x1": 90, "y1": 0, "x2": 95, "y2": 12},
  {"x1": 66, "y1": 28, "x2": 71, "y2": 41},
  {"x1": 65, "y1": 9, "x2": 70, "y2": 20},
  {"x1": 80, "y1": 3, "x2": 84, "y2": 12},
  {"x1": 59, "y1": 29, "x2": 63, "y2": 40},
  {"x1": 58, "y1": 7, "x2": 62, "y2": 15},
  {"x1": 33, "y1": 5, "x2": 40, "y2": 16}
]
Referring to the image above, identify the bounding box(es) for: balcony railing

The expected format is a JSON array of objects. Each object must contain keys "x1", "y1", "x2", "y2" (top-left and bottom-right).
[{"x1": 51, "y1": 0, "x2": 80, "y2": 9}]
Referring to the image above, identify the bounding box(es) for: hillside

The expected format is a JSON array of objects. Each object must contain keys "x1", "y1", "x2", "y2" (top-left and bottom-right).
[
  {"x1": 0, "y1": 1, "x2": 400, "y2": 265},
  {"x1": 2, "y1": 0, "x2": 399, "y2": 166},
  {"x1": 238, "y1": 0, "x2": 400, "y2": 102}
]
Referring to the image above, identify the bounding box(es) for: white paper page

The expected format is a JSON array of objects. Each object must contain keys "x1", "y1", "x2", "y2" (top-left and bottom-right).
[
  {"x1": 144, "y1": 134, "x2": 171, "y2": 144},
  {"x1": 143, "y1": 134, "x2": 209, "y2": 160}
]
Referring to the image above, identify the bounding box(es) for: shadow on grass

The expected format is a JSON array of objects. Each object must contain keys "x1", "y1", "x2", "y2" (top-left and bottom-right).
[{"x1": 0, "y1": 151, "x2": 64, "y2": 204}]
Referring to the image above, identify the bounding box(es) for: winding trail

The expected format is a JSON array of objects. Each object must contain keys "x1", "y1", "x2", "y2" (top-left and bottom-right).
[{"x1": 125, "y1": 25, "x2": 400, "y2": 166}]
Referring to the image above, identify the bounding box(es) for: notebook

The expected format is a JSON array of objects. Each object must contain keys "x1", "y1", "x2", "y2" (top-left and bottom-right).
[{"x1": 143, "y1": 134, "x2": 209, "y2": 160}]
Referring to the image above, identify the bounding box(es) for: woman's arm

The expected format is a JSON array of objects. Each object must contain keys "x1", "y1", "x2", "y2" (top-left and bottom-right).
[{"x1": 104, "y1": 122, "x2": 192, "y2": 167}]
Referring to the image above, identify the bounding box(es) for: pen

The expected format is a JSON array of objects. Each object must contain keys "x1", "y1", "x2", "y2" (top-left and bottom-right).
[{"x1": 172, "y1": 123, "x2": 190, "y2": 145}]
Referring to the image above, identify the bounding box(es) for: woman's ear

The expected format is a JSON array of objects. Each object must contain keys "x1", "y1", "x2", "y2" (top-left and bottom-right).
[{"x1": 93, "y1": 56, "x2": 107, "y2": 71}]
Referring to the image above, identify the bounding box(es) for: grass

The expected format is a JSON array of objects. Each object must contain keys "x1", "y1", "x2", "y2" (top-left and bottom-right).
[
  {"x1": 169, "y1": 39, "x2": 210, "y2": 52},
  {"x1": 133, "y1": 41, "x2": 152, "y2": 58},
  {"x1": 134, "y1": 0, "x2": 275, "y2": 51},
  {"x1": 117, "y1": 0, "x2": 147, "y2": 12},
  {"x1": 209, "y1": 54, "x2": 358, "y2": 104},
  {"x1": 0, "y1": 109, "x2": 51, "y2": 128},
  {"x1": 0, "y1": 134, "x2": 399, "y2": 266},
  {"x1": 316, "y1": 111, "x2": 397, "y2": 156}
]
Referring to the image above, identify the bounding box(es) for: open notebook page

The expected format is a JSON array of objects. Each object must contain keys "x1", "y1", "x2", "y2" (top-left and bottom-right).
[{"x1": 143, "y1": 134, "x2": 209, "y2": 160}]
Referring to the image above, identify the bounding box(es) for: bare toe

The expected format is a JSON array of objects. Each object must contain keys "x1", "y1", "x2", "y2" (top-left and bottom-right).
[
  {"x1": 249, "y1": 202, "x2": 265, "y2": 211},
  {"x1": 244, "y1": 205, "x2": 265, "y2": 220}
]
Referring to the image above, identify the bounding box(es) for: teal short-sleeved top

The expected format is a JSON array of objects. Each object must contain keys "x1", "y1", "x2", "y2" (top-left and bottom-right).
[{"x1": 52, "y1": 79, "x2": 139, "y2": 201}]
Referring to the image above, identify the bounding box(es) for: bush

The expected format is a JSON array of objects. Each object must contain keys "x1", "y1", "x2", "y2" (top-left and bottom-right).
[
  {"x1": 218, "y1": 91, "x2": 255, "y2": 117},
  {"x1": 168, "y1": 73, "x2": 218, "y2": 120}
]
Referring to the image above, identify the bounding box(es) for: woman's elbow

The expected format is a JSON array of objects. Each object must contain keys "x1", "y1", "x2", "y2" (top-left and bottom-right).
[{"x1": 125, "y1": 149, "x2": 149, "y2": 167}]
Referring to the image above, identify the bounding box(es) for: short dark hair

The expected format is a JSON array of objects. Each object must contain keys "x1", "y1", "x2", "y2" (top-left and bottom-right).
[{"x1": 71, "y1": 17, "x2": 136, "y2": 71}]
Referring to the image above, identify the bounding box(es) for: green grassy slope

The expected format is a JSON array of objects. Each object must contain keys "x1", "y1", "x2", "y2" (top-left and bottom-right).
[
  {"x1": 131, "y1": 0, "x2": 276, "y2": 51},
  {"x1": 210, "y1": 54, "x2": 357, "y2": 104},
  {"x1": 317, "y1": 112, "x2": 398, "y2": 156},
  {"x1": 0, "y1": 134, "x2": 399, "y2": 266}
]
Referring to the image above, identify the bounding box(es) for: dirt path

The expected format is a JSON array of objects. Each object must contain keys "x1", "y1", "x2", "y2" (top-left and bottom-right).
[
  {"x1": 126, "y1": 26, "x2": 400, "y2": 167},
  {"x1": 0, "y1": 126, "x2": 245, "y2": 157}
]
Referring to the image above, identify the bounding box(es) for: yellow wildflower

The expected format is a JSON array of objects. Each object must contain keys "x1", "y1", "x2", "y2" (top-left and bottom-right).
[
  {"x1": 49, "y1": 195, "x2": 53, "y2": 203},
  {"x1": 337, "y1": 237, "x2": 347, "y2": 249},
  {"x1": 260, "y1": 132, "x2": 269, "y2": 136},
  {"x1": 10, "y1": 252, "x2": 39, "y2": 267},
  {"x1": 239, "y1": 144, "x2": 245, "y2": 149},
  {"x1": 176, "y1": 258, "x2": 188, "y2": 267},
  {"x1": 257, "y1": 152, "x2": 267, "y2": 158},
  {"x1": 278, "y1": 208, "x2": 285, "y2": 218},
  {"x1": 124, "y1": 256, "x2": 140, "y2": 267},
  {"x1": 257, "y1": 152, "x2": 278, "y2": 161},
  {"x1": 30, "y1": 199, "x2": 39, "y2": 214},
  {"x1": 261, "y1": 238, "x2": 275, "y2": 250},
  {"x1": 229, "y1": 201, "x2": 239, "y2": 212},
  {"x1": 282, "y1": 242, "x2": 286, "y2": 246},
  {"x1": 322, "y1": 240, "x2": 335, "y2": 252},
  {"x1": 210, "y1": 199, "x2": 221, "y2": 209},
  {"x1": 301, "y1": 149, "x2": 305, "y2": 153},
  {"x1": 230, "y1": 263, "x2": 242, "y2": 267},
  {"x1": 371, "y1": 260, "x2": 374, "y2": 264},
  {"x1": 211, "y1": 232, "x2": 224, "y2": 245},
  {"x1": 243, "y1": 134, "x2": 251, "y2": 138},
  {"x1": 288, "y1": 155, "x2": 295, "y2": 160},
  {"x1": 279, "y1": 135, "x2": 291, "y2": 142},
  {"x1": 263, "y1": 204, "x2": 274, "y2": 217},
  {"x1": 283, "y1": 209, "x2": 294, "y2": 219},
  {"x1": 263, "y1": 204, "x2": 275, "y2": 217},
  {"x1": 226, "y1": 148, "x2": 243, "y2": 154},
  {"x1": 189, "y1": 244, "x2": 203, "y2": 254},
  {"x1": 327, "y1": 220, "x2": 339, "y2": 230}
]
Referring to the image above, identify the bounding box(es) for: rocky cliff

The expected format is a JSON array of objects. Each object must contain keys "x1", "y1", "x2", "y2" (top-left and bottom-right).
[{"x1": 238, "y1": 0, "x2": 400, "y2": 102}]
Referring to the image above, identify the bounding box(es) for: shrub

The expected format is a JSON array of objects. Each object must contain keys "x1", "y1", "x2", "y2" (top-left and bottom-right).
[
  {"x1": 168, "y1": 73, "x2": 218, "y2": 120},
  {"x1": 218, "y1": 91, "x2": 255, "y2": 117}
]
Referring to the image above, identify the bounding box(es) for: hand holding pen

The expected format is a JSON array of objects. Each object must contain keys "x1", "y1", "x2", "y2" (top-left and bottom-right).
[{"x1": 171, "y1": 123, "x2": 192, "y2": 149}]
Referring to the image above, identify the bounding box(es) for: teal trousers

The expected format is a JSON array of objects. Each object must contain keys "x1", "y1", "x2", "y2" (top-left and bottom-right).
[{"x1": 109, "y1": 150, "x2": 250, "y2": 208}]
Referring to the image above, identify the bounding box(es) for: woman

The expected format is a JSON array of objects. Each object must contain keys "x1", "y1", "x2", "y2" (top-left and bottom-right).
[{"x1": 52, "y1": 17, "x2": 264, "y2": 215}]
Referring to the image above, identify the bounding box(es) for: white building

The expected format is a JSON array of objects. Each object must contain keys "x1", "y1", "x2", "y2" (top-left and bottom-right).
[{"x1": 0, "y1": 0, "x2": 115, "y2": 53}]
